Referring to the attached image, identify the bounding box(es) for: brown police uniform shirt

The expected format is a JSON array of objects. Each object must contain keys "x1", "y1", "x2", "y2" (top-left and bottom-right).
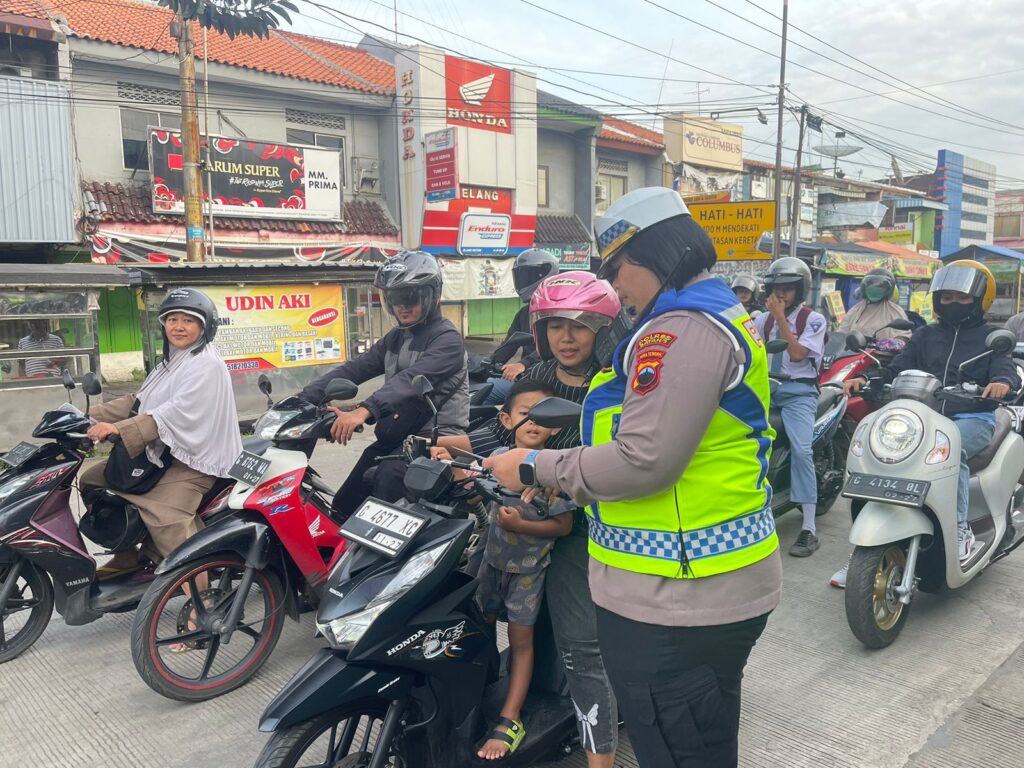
[{"x1": 535, "y1": 305, "x2": 783, "y2": 627}]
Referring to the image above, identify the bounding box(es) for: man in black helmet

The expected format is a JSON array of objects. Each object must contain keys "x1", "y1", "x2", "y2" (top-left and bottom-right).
[
  {"x1": 301, "y1": 250, "x2": 469, "y2": 518},
  {"x1": 480, "y1": 248, "x2": 561, "y2": 406}
]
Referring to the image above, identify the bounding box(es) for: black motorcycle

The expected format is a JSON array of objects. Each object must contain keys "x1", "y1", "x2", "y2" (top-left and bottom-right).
[
  {"x1": 0, "y1": 372, "x2": 235, "y2": 663},
  {"x1": 252, "y1": 381, "x2": 583, "y2": 768}
]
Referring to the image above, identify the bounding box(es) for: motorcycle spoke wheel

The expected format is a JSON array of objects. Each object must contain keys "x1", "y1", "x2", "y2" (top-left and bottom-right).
[
  {"x1": 254, "y1": 701, "x2": 405, "y2": 768},
  {"x1": 0, "y1": 561, "x2": 54, "y2": 663},
  {"x1": 131, "y1": 555, "x2": 285, "y2": 701}
]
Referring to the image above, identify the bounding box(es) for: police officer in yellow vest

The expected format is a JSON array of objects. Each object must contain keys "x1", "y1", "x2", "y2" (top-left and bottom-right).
[{"x1": 485, "y1": 187, "x2": 783, "y2": 768}]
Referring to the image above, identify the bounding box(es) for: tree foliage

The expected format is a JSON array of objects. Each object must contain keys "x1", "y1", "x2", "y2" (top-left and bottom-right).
[{"x1": 158, "y1": 0, "x2": 300, "y2": 40}]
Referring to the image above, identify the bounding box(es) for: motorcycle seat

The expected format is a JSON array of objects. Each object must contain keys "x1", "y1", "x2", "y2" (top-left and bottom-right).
[
  {"x1": 816, "y1": 387, "x2": 844, "y2": 420},
  {"x1": 967, "y1": 408, "x2": 1013, "y2": 473}
]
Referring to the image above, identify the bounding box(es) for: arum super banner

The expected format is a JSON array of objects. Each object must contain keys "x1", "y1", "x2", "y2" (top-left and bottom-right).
[
  {"x1": 149, "y1": 129, "x2": 343, "y2": 221},
  {"x1": 202, "y1": 284, "x2": 346, "y2": 372}
]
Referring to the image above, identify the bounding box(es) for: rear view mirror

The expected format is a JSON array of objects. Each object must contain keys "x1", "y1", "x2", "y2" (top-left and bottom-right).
[
  {"x1": 258, "y1": 374, "x2": 272, "y2": 396},
  {"x1": 527, "y1": 397, "x2": 582, "y2": 430},
  {"x1": 986, "y1": 329, "x2": 1016, "y2": 356},
  {"x1": 886, "y1": 319, "x2": 915, "y2": 331},
  {"x1": 82, "y1": 372, "x2": 102, "y2": 396},
  {"x1": 323, "y1": 378, "x2": 358, "y2": 403},
  {"x1": 413, "y1": 374, "x2": 434, "y2": 398},
  {"x1": 846, "y1": 332, "x2": 867, "y2": 352},
  {"x1": 765, "y1": 339, "x2": 789, "y2": 355},
  {"x1": 61, "y1": 369, "x2": 75, "y2": 391}
]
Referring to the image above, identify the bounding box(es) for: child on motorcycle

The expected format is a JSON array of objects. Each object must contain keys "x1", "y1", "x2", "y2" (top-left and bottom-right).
[
  {"x1": 441, "y1": 378, "x2": 574, "y2": 760},
  {"x1": 840, "y1": 260, "x2": 1020, "y2": 582}
]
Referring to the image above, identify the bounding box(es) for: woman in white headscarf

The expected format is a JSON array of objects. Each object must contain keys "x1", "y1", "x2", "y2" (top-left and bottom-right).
[{"x1": 82, "y1": 288, "x2": 241, "y2": 577}]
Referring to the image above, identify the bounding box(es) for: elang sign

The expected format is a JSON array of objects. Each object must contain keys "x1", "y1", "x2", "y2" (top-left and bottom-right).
[{"x1": 445, "y1": 56, "x2": 513, "y2": 134}]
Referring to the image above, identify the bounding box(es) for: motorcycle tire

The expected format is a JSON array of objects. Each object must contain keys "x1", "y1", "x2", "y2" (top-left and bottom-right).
[
  {"x1": 130, "y1": 554, "x2": 285, "y2": 702},
  {"x1": 254, "y1": 698, "x2": 410, "y2": 768},
  {"x1": 0, "y1": 560, "x2": 54, "y2": 664},
  {"x1": 845, "y1": 544, "x2": 912, "y2": 649}
]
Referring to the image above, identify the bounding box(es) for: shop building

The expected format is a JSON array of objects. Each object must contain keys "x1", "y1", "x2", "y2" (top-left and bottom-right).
[{"x1": 994, "y1": 189, "x2": 1024, "y2": 252}]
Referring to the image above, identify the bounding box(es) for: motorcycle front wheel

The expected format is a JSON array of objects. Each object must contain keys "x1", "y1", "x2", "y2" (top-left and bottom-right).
[
  {"x1": 845, "y1": 544, "x2": 911, "y2": 649},
  {"x1": 0, "y1": 559, "x2": 54, "y2": 663},
  {"x1": 254, "y1": 699, "x2": 409, "y2": 768},
  {"x1": 131, "y1": 554, "x2": 285, "y2": 702}
]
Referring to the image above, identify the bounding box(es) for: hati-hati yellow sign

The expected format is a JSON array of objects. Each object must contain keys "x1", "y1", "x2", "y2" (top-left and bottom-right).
[{"x1": 691, "y1": 201, "x2": 776, "y2": 261}]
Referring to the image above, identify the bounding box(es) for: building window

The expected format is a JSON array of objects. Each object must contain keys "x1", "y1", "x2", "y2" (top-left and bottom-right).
[
  {"x1": 961, "y1": 211, "x2": 988, "y2": 224},
  {"x1": 285, "y1": 108, "x2": 346, "y2": 132},
  {"x1": 120, "y1": 108, "x2": 180, "y2": 171},
  {"x1": 962, "y1": 173, "x2": 990, "y2": 190},
  {"x1": 960, "y1": 229, "x2": 988, "y2": 241},
  {"x1": 537, "y1": 166, "x2": 549, "y2": 208},
  {"x1": 596, "y1": 172, "x2": 627, "y2": 215},
  {"x1": 962, "y1": 192, "x2": 989, "y2": 207},
  {"x1": 995, "y1": 213, "x2": 1022, "y2": 239},
  {"x1": 285, "y1": 129, "x2": 346, "y2": 188}
]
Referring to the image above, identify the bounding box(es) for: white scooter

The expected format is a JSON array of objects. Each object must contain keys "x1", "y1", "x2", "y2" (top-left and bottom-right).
[{"x1": 841, "y1": 329, "x2": 1024, "y2": 648}]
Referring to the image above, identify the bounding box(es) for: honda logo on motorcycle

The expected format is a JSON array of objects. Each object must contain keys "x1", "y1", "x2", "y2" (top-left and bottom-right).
[{"x1": 446, "y1": 55, "x2": 512, "y2": 134}]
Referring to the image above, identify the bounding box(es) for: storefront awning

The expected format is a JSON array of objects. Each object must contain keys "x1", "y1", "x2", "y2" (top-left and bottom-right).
[
  {"x1": 0, "y1": 13, "x2": 61, "y2": 41},
  {"x1": 0, "y1": 262, "x2": 129, "y2": 288}
]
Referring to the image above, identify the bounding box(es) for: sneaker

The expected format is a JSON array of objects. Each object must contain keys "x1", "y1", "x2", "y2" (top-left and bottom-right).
[
  {"x1": 958, "y1": 526, "x2": 976, "y2": 563},
  {"x1": 830, "y1": 562, "x2": 849, "y2": 589},
  {"x1": 789, "y1": 529, "x2": 820, "y2": 557}
]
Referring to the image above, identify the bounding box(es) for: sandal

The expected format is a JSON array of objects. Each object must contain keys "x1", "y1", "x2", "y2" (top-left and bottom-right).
[
  {"x1": 96, "y1": 562, "x2": 143, "y2": 581},
  {"x1": 477, "y1": 717, "x2": 525, "y2": 760},
  {"x1": 168, "y1": 596, "x2": 213, "y2": 654}
]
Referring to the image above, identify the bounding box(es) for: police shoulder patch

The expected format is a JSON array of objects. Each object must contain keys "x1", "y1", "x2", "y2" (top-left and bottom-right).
[
  {"x1": 636, "y1": 332, "x2": 677, "y2": 351},
  {"x1": 631, "y1": 349, "x2": 666, "y2": 396}
]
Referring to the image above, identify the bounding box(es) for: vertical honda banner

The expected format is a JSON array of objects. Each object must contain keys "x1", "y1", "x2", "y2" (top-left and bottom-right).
[{"x1": 395, "y1": 46, "x2": 537, "y2": 263}]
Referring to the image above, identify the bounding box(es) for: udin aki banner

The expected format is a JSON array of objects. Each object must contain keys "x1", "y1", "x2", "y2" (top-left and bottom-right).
[
  {"x1": 149, "y1": 129, "x2": 343, "y2": 221},
  {"x1": 200, "y1": 284, "x2": 346, "y2": 372}
]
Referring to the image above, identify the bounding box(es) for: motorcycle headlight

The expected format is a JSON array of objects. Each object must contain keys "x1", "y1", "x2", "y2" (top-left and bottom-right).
[
  {"x1": 869, "y1": 409, "x2": 923, "y2": 464},
  {"x1": 253, "y1": 410, "x2": 299, "y2": 441},
  {"x1": 317, "y1": 540, "x2": 452, "y2": 650}
]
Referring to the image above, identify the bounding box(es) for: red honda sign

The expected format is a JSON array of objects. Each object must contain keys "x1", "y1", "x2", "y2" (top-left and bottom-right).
[{"x1": 445, "y1": 56, "x2": 512, "y2": 134}]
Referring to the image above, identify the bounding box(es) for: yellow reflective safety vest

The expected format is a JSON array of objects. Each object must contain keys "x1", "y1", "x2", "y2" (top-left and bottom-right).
[{"x1": 581, "y1": 278, "x2": 779, "y2": 579}]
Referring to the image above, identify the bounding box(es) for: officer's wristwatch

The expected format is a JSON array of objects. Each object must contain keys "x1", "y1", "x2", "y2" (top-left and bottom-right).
[{"x1": 518, "y1": 450, "x2": 541, "y2": 488}]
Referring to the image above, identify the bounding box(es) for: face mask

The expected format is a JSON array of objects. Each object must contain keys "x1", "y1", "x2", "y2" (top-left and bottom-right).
[
  {"x1": 939, "y1": 301, "x2": 975, "y2": 325},
  {"x1": 864, "y1": 286, "x2": 889, "y2": 303}
]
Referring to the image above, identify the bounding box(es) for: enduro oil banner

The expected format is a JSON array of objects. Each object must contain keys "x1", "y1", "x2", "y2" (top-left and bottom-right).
[{"x1": 202, "y1": 285, "x2": 346, "y2": 372}]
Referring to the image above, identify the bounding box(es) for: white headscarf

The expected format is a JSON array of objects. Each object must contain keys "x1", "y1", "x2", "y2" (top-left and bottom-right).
[
  {"x1": 837, "y1": 300, "x2": 912, "y2": 341},
  {"x1": 136, "y1": 342, "x2": 242, "y2": 477}
]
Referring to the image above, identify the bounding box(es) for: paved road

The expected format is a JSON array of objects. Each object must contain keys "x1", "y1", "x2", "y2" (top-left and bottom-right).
[{"x1": 3, "y1": 429, "x2": 1024, "y2": 767}]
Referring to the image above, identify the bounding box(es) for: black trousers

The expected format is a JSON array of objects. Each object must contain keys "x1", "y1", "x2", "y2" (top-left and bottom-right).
[
  {"x1": 596, "y1": 607, "x2": 770, "y2": 768},
  {"x1": 330, "y1": 441, "x2": 407, "y2": 519}
]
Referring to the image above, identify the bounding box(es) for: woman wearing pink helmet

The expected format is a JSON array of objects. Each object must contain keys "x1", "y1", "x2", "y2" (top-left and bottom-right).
[{"x1": 440, "y1": 270, "x2": 623, "y2": 765}]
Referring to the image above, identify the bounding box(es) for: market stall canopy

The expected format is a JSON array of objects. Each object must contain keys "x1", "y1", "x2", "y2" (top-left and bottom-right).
[
  {"x1": 944, "y1": 243, "x2": 1024, "y2": 262},
  {"x1": 0, "y1": 262, "x2": 129, "y2": 288},
  {"x1": 756, "y1": 235, "x2": 939, "y2": 279}
]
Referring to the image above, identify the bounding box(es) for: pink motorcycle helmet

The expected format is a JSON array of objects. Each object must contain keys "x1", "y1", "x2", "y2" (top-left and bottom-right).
[{"x1": 529, "y1": 271, "x2": 622, "y2": 360}]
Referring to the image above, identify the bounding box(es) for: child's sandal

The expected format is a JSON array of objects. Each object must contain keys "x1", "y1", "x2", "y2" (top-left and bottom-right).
[{"x1": 480, "y1": 717, "x2": 526, "y2": 758}]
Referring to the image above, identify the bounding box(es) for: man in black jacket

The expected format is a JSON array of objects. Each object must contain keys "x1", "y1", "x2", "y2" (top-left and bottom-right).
[
  {"x1": 845, "y1": 260, "x2": 1019, "y2": 564},
  {"x1": 301, "y1": 250, "x2": 468, "y2": 517}
]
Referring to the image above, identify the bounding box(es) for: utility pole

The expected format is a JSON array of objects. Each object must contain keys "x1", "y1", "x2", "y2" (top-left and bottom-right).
[
  {"x1": 771, "y1": 0, "x2": 789, "y2": 259},
  {"x1": 175, "y1": 17, "x2": 206, "y2": 262},
  {"x1": 788, "y1": 104, "x2": 807, "y2": 252}
]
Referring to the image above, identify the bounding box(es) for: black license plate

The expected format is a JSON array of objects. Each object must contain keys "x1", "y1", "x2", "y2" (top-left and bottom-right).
[
  {"x1": 843, "y1": 473, "x2": 930, "y2": 507},
  {"x1": 340, "y1": 498, "x2": 428, "y2": 558},
  {"x1": 228, "y1": 450, "x2": 272, "y2": 487},
  {"x1": 2, "y1": 442, "x2": 40, "y2": 469}
]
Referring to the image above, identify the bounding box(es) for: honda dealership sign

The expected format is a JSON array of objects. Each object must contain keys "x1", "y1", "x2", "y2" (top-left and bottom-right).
[
  {"x1": 445, "y1": 56, "x2": 513, "y2": 134},
  {"x1": 149, "y1": 130, "x2": 342, "y2": 221}
]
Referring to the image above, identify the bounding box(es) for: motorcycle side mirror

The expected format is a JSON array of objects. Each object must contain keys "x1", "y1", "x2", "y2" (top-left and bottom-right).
[
  {"x1": 845, "y1": 331, "x2": 868, "y2": 352},
  {"x1": 322, "y1": 378, "x2": 359, "y2": 404},
  {"x1": 412, "y1": 374, "x2": 440, "y2": 444},
  {"x1": 526, "y1": 396, "x2": 582, "y2": 430},
  {"x1": 886, "y1": 319, "x2": 915, "y2": 331},
  {"x1": 765, "y1": 339, "x2": 789, "y2": 355},
  {"x1": 258, "y1": 374, "x2": 272, "y2": 396},
  {"x1": 81, "y1": 372, "x2": 102, "y2": 396},
  {"x1": 61, "y1": 369, "x2": 75, "y2": 391},
  {"x1": 986, "y1": 329, "x2": 1016, "y2": 356}
]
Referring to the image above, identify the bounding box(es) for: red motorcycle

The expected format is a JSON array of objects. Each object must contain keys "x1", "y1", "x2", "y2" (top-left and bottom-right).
[
  {"x1": 129, "y1": 375, "x2": 358, "y2": 702},
  {"x1": 819, "y1": 320, "x2": 914, "y2": 454}
]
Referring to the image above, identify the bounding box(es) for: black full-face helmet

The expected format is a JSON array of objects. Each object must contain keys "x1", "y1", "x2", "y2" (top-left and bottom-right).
[
  {"x1": 374, "y1": 250, "x2": 443, "y2": 327},
  {"x1": 158, "y1": 287, "x2": 219, "y2": 358},
  {"x1": 859, "y1": 268, "x2": 896, "y2": 304},
  {"x1": 763, "y1": 257, "x2": 812, "y2": 307},
  {"x1": 512, "y1": 248, "x2": 560, "y2": 302}
]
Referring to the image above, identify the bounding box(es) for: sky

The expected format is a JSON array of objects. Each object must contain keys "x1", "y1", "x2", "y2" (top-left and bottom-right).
[{"x1": 285, "y1": 0, "x2": 1024, "y2": 187}]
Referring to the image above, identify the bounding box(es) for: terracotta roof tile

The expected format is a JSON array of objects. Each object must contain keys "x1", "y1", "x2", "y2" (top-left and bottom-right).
[
  {"x1": 599, "y1": 116, "x2": 664, "y2": 150},
  {"x1": 83, "y1": 180, "x2": 398, "y2": 236},
  {"x1": 6, "y1": 0, "x2": 395, "y2": 94},
  {"x1": 1, "y1": 0, "x2": 49, "y2": 19}
]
